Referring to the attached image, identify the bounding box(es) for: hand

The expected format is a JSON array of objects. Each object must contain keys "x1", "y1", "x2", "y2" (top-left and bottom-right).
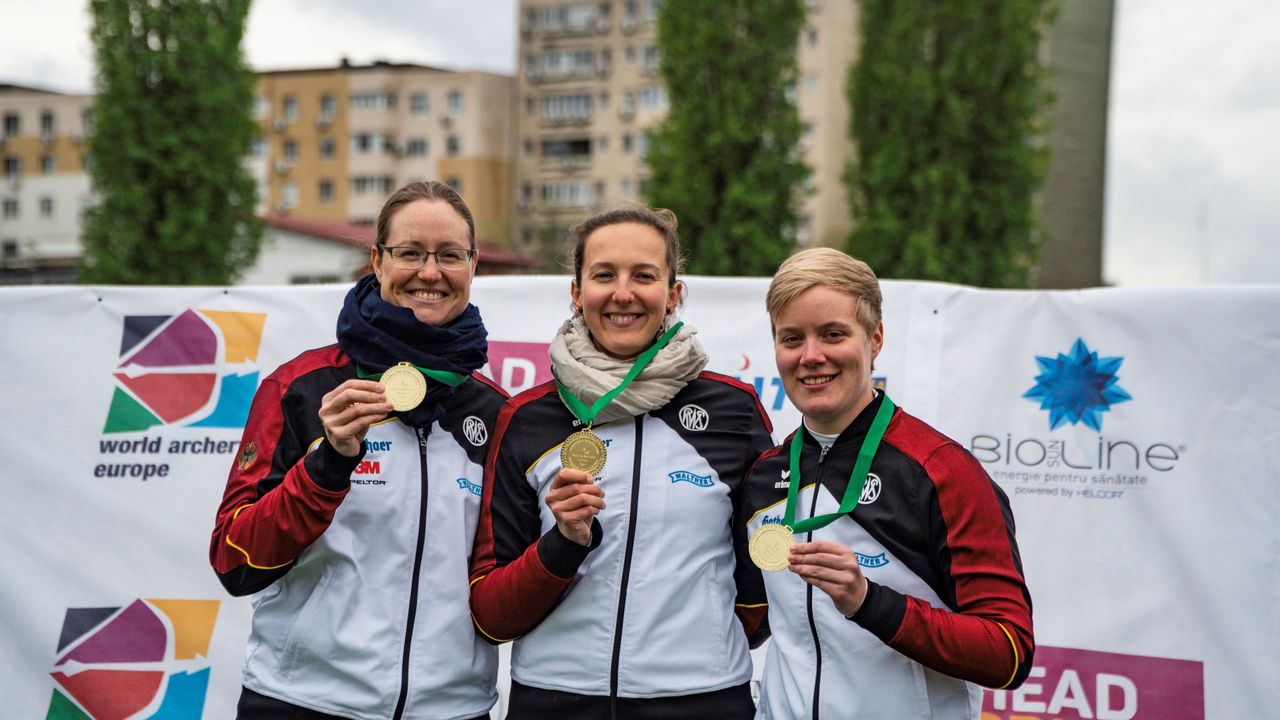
[
  {"x1": 789, "y1": 540, "x2": 868, "y2": 616},
  {"x1": 319, "y1": 379, "x2": 393, "y2": 457},
  {"x1": 546, "y1": 468, "x2": 604, "y2": 546}
]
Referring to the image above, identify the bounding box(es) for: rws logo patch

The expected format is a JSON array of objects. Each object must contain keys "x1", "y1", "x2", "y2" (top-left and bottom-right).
[
  {"x1": 1023, "y1": 338, "x2": 1132, "y2": 431},
  {"x1": 47, "y1": 598, "x2": 219, "y2": 719},
  {"x1": 104, "y1": 309, "x2": 266, "y2": 433}
]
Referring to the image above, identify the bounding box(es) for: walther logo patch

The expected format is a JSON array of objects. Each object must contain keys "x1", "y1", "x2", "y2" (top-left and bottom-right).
[{"x1": 669, "y1": 470, "x2": 714, "y2": 488}]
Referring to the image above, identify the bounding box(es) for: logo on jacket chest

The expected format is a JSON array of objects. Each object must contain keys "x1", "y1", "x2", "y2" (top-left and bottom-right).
[
  {"x1": 679, "y1": 404, "x2": 709, "y2": 431},
  {"x1": 859, "y1": 472, "x2": 881, "y2": 504},
  {"x1": 463, "y1": 416, "x2": 488, "y2": 446},
  {"x1": 352, "y1": 459, "x2": 387, "y2": 485},
  {"x1": 669, "y1": 470, "x2": 714, "y2": 488},
  {"x1": 456, "y1": 477, "x2": 482, "y2": 496}
]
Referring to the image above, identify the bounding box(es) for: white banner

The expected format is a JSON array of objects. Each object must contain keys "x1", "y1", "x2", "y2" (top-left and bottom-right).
[{"x1": 0, "y1": 278, "x2": 1275, "y2": 719}]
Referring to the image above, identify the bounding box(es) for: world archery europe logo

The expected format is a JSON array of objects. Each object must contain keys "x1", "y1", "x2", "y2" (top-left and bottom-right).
[
  {"x1": 103, "y1": 309, "x2": 266, "y2": 433},
  {"x1": 1023, "y1": 338, "x2": 1132, "y2": 431},
  {"x1": 46, "y1": 598, "x2": 219, "y2": 719}
]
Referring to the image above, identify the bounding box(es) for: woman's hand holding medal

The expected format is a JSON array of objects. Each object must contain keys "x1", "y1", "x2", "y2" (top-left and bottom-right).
[
  {"x1": 787, "y1": 540, "x2": 868, "y2": 617},
  {"x1": 319, "y1": 379, "x2": 394, "y2": 457},
  {"x1": 546, "y1": 468, "x2": 604, "y2": 546}
]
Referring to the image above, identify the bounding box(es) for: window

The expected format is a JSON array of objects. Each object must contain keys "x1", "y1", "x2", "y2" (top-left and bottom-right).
[
  {"x1": 539, "y1": 179, "x2": 592, "y2": 207},
  {"x1": 805, "y1": 26, "x2": 818, "y2": 47},
  {"x1": 41, "y1": 155, "x2": 54, "y2": 174},
  {"x1": 283, "y1": 140, "x2": 298, "y2": 161},
  {"x1": 250, "y1": 139, "x2": 265, "y2": 157},
  {"x1": 806, "y1": 73, "x2": 819, "y2": 92},
  {"x1": 3, "y1": 113, "x2": 18, "y2": 136},
  {"x1": 2, "y1": 239, "x2": 17, "y2": 259},
  {"x1": 446, "y1": 176, "x2": 462, "y2": 193},
  {"x1": 637, "y1": 134, "x2": 649, "y2": 159},
  {"x1": 351, "y1": 176, "x2": 395, "y2": 195},
  {"x1": 541, "y1": 138, "x2": 591, "y2": 158},
  {"x1": 3, "y1": 156, "x2": 19, "y2": 179},
  {"x1": 83, "y1": 109, "x2": 95, "y2": 134},
  {"x1": 351, "y1": 92, "x2": 396, "y2": 110},
  {"x1": 253, "y1": 96, "x2": 269, "y2": 118},
  {"x1": 541, "y1": 93, "x2": 593, "y2": 122},
  {"x1": 282, "y1": 181, "x2": 298, "y2": 209},
  {"x1": 597, "y1": 135, "x2": 609, "y2": 151},
  {"x1": 320, "y1": 94, "x2": 337, "y2": 118},
  {"x1": 643, "y1": 45, "x2": 660, "y2": 72},
  {"x1": 406, "y1": 138, "x2": 427, "y2": 157},
  {"x1": 640, "y1": 86, "x2": 666, "y2": 110},
  {"x1": 626, "y1": 46, "x2": 636, "y2": 63},
  {"x1": 283, "y1": 95, "x2": 298, "y2": 121},
  {"x1": 642, "y1": 0, "x2": 659, "y2": 21},
  {"x1": 289, "y1": 273, "x2": 340, "y2": 285},
  {"x1": 351, "y1": 132, "x2": 375, "y2": 154},
  {"x1": 40, "y1": 196, "x2": 53, "y2": 218},
  {"x1": 319, "y1": 179, "x2": 334, "y2": 204},
  {"x1": 539, "y1": 49, "x2": 596, "y2": 78},
  {"x1": 446, "y1": 135, "x2": 461, "y2": 157},
  {"x1": 448, "y1": 90, "x2": 463, "y2": 114},
  {"x1": 320, "y1": 137, "x2": 335, "y2": 160},
  {"x1": 523, "y1": 139, "x2": 533, "y2": 157},
  {"x1": 520, "y1": 183, "x2": 532, "y2": 205},
  {"x1": 2, "y1": 199, "x2": 18, "y2": 219},
  {"x1": 40, "y1": 111, "x2": 55, "y2": 138},
  {"x1": 411, "y1": 93, "x2": 429, "y2": 115},
  {"x1": 622, "y1": 134, "x2": 633, "y2": 153}
]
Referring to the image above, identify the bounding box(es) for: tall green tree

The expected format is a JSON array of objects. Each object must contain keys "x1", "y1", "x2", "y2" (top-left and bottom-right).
[
  {"x1": 81, "y1": 0, "x2": 262, "y2": 284},
  {"x1": 847, "y1": 0, "x2": 1052, "y2": 287},
  {"x1": 645, "y1": 0, "x2": 808, "y2": 276}
]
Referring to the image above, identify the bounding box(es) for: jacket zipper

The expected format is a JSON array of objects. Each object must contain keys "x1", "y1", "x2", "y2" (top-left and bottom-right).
[
  {"x1": 392, "y1": 427, "x2": 431, "y2": 720},
  {"x1": 807, "y1": 442, "x2": 829, "y2": 719},
  {"x1": 609, "y1": 416, "x2": 644, "y2": 720}
]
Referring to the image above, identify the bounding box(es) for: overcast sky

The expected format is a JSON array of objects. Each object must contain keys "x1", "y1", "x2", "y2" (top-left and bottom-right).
[{"x1": 1, "y1": 0, "x2": 1276, "y2": 286}]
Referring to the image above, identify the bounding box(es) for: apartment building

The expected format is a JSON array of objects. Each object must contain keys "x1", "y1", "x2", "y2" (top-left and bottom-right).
[
  {"x1": 255, "y1": 61, "x2": 515, "y2": 247},
  {"x1": 513, "y1": 0, "x2": 860, "y2": 255},
  {"x1": 516, "y1": 0, "x2": 1112, "y2": 286},
  {"x1": 0, "y1": 84, "x2": 94, "y2": 284}
]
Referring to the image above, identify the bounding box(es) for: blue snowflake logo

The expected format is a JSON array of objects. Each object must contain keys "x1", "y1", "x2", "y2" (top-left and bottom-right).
[{"x1": 1023, "y1": 338, "x2": 1132, "y2": 431}]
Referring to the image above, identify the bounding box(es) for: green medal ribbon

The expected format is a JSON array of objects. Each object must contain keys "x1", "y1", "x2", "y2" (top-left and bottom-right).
[
  {"x1": 784, "y1": 395, "x2": 896, "y2": 534},
  {"x1": 554, "y1": 321, "x2": 684, "y2": 427},
  {"x1": 357, "y1": 364, "x2": 468, "y2": 387}
]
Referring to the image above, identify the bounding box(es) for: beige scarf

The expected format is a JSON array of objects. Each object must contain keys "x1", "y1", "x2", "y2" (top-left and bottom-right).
[{"x1": 548, "y1": 314, "x2": 709, "y2": 425}]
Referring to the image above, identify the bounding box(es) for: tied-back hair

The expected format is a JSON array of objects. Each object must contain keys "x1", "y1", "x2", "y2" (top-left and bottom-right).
[
  {"x1": 568, "y1": 204, "x2": 684, "y2": 287},
  {"x1": 376, "y1": 181, "x2": 476, "y2": 251}
]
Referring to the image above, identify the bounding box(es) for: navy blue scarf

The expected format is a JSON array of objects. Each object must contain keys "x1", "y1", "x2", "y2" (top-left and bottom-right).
[{"x1": 336, "y1": 273, "x2": 488, "y2": 428}]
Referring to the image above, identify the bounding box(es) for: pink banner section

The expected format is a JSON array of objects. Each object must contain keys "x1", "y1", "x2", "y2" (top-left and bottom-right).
[
  {"x1": 982, "y1": 645, "x2": 1204, "y2": 720},
  {"x1": 486, "y1": 340, "x2": 552, "y2": 395}
]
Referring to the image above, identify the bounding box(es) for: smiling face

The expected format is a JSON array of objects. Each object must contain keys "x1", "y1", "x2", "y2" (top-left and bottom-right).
[
  {"x1": 774, "y1": 284, "x2": 883, "y2": 435},
  {"x1": 370, "y1": 198, "x2": 476, "y2": 326},
  {"x1": 570, "y1": 222, "x2": 682, "y2": 359}
]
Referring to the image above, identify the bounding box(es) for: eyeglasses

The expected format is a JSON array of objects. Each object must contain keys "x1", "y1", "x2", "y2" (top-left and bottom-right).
[{"x1": 379, "y1": 244, "x2": 475, "y2": 271}]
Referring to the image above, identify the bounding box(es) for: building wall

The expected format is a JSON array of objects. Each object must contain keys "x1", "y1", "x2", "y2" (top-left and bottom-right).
[
  {"x1": 0, "y1": 87, "x2": 94, "y2": 269},
  {"x1": 255, "y1": 71, "x2": 349, "y2": 221},
  {"x1": 1037, "y1": 0, "x2": 1114, "y2": 288},
  {"x1": 236, "y1": 228, "x2": 368, "y2": 286}
]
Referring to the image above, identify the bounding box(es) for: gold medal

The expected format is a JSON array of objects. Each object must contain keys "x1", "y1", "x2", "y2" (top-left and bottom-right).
[
  {"x1": 380, "y1": 362, "x2": 427, "y2": 412},
  {"x1": 749, "y1": 524, "x2": 795, "y2": 573},
  {"x1": 561, "y1": 428, "x2": 607, "y2": 475}
]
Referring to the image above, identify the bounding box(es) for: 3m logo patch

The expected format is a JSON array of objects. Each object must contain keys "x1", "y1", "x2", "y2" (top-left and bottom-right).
[
  {"x1": 47, "y1": 598, "x2": 218, "y2": 719},
  {"x1": 103, "y1": 309, "x2": 266, "y2": 433}
]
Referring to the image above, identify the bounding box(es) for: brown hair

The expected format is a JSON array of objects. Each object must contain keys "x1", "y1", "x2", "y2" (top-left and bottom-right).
[
  {"x1": 375, "y1": 181, "x2": 476, "y2": 252},
  {"x1": 766, "y1": 248, "x2": 882, "y2": 334},
  {"x1": 568, "y1": 204, "x2": 683, "y2": 286}
]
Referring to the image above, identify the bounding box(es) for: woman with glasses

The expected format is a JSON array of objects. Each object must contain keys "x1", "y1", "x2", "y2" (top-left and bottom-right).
[
  {"x1": 469, "y1": 205, "x2": 774, "y2": 719},
  {"x1": 211, "y1": 181, "x2": 506, "y2": 719}
]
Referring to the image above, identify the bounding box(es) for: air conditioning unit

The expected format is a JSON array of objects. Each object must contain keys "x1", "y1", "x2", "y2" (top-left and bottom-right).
[
  {"x1": 315, "y1": 115, "x2": 332, "y2": 129},
  {"x1": 621, "y1": 17, "x2": 636, "y2": 34},
  {"x1": 619, "y1": 106, "x2": 635, "y2": 121},
  {"x1": 527, "y1": 68, "x2": 543, "y2": 83},
  {"x1": 274, "y1": 160, "x2": 290, "y2": 175},
  {"x1": 271, "y1": 118, "x2": 286, "y2": 132},
  {"x1": 596, "y1": 17, "x2": 611, "y2": 33},
  {"x1": 596, "y1": 64, "x2": 611, "y2": 79},
  {"x1": 275, "y1": 203, "x2": 291, "y2": 214},
  {"x1": 439, "y1": 115, "x2": 454, "y2": 128}
]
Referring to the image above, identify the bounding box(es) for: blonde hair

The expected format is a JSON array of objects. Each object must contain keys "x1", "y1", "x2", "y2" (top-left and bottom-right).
[{"x1": 766, "y1": 248, "x2": 881, "y2": 334}]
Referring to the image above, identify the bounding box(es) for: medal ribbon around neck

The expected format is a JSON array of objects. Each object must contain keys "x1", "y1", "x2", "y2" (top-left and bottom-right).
[
  {"x1": 553, "y1": 321, "x2": 684, "y2": 428},
  {"x1": 784, "y1": 394, "x2": 896, "y2": 534},
  {"x1": 357, "y1": 363, "x2": 468, "y2": 386}
]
